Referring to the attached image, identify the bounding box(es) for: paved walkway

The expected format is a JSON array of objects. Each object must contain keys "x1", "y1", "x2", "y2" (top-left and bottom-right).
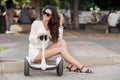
[
  {"x1": 0, "y1": 31, "x2": 120, "y2": 80},
  {"x1": 0, "y1": 64, "x2": 120, "y2": 80},
  {"x1": 0, "y1": 32, "x2": 120, "y2": 63},
  {"x1": 0, "y1": 31, "x2": 120, "y2": 60}
]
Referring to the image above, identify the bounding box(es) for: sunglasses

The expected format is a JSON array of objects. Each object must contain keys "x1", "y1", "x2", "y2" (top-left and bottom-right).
[{"x1": 43, "y1": 11, "x2": 51, "y2": 17}]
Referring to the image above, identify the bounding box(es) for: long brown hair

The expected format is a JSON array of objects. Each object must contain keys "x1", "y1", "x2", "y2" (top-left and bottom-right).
[{"x1": 43, "y1": 6, "x2": 60, "y2": 43}]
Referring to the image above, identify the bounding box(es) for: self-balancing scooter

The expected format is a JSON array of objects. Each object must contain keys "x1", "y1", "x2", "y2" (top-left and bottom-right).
[{"x1": 24, "y1": 34, "x2": 63, "y2": 76}]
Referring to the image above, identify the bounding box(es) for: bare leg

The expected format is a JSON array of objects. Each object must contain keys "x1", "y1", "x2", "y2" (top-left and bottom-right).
[{"x1": 34, "y1": 39, "x2": 89, "y2": 72}]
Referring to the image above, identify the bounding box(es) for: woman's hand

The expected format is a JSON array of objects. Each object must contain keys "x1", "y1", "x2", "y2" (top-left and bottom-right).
[
  {"x1": 37, "y1": 34, "x2": 41, "y2": 40},
  {"x1": 47, "y1": 33, "x2": 52, "y2": 39},
  {"x1": 37, "y1": 32, "x2": 51, "y2": 40}
]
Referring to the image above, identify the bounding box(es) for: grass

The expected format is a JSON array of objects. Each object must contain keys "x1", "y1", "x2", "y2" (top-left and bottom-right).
[{"x1": 0, "y1": 47, "x2": 9, "y2": 52}]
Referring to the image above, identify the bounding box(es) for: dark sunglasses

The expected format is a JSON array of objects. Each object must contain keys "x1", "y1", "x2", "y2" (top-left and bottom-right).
[{"x1": 43, "y1": 11, "x2": 51, "y2": 17}]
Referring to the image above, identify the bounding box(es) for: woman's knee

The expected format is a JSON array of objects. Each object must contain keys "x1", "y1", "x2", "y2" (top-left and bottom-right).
[
  {"x1": 33, "y1": 55, "x2": 42, "y2": 63},
  {"x1": 33, "y1": 52, "x2": 42, "y2": 63},
  {"x1": 58, "y1": 39, "x2": 67, "y2": 50},
  {"x1": 58, "y1": 39, "x2": 66, "y2": 45}
]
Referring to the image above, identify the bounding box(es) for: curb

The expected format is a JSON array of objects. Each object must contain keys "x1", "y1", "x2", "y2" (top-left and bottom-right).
[
  {"x1": 0, "y1": 60, "x2": 23, "y2": 74},
  {"x1": 0, "y1": 56, "x2": 120, "y2": 74},
  {"x1": 77, "y1": 56, "x2": 120, "y2": 67}
]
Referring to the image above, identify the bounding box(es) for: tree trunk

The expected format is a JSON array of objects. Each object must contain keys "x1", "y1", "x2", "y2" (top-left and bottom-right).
[
  {"x1": 31, "y1": 0, "x2": 41, "y2": 20},
  {"x1": 69, "y1": 0, "x2": 74, "y2": 29},
  {"x1": 55, "y1": 0, "x2": 59, "y2": 9},
  {"x1": 73, "y1": 0, "x2": 79, "y2": 30}
]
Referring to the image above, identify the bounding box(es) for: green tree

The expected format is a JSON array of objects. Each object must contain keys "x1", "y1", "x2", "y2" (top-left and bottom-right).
[
  {"x1": 93, "y1": 0, "x2": 120, "y2": 10},
  {"x1": 13, "y1": 0, "x2": 31, "y2": 8},
  {"x1": 33, "y1": 0, "x2": 79, "y2": 30},
  {"x1": 0, "y1": 0, "x2": 80, "y2": 30},
  {"x1": 31, "y1": 0, "x2": 41, "y2": 20}
]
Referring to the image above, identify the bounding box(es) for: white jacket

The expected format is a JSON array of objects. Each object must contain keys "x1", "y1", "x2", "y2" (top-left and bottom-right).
[{"x1": 29, "y1": 20, "x2": 63, "y2": 49}]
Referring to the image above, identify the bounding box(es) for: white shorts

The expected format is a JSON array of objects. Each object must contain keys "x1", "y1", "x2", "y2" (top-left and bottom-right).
[{"x1": 29, "y1": 48, "x2": 41, "y2": 62}]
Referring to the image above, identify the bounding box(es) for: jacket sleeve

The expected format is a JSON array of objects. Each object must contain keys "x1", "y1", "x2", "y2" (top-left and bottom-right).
[
  {"x1": 29, "y1": 21, "x2": 39, "y2": 44},
  {"x1": 59, "y1": 27, "x2": 63, "y2": 39}
]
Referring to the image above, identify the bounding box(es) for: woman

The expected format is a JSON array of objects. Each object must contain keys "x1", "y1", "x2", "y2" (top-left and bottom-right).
[{"x1": 29, "y1": 6, "x2": 93, "y2": 73}]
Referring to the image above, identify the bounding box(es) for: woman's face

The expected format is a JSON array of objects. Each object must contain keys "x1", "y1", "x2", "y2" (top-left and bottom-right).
[{"x1": 43, "y1": 9, "x2": 52, "y2": 21}]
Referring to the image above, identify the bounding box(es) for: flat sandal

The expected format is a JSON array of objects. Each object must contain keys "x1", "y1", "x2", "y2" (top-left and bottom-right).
[
  {"x1": 73, "y1": 66, "x2": 93, "y2": 73},
  {"x1": 66, "y1": 65, "x2": 73, "y2": 71}
]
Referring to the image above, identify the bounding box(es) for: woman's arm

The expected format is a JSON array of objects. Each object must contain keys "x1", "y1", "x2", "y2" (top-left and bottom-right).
[
  {"x1": 59, "y1": 27, "x2": 63, "y2": 39},
  {"x1": 59, "y1": 13, "x2": 64, "y2": 39},
  {"x1": 29, "y1": 20, "x2": 50, "y2": 44},
  {"x1": 59, "y1": 13, "x2": 64, "y2": 28},
  {"x1": 29, "y1": 20, "x2": 39, "y2": 44}
]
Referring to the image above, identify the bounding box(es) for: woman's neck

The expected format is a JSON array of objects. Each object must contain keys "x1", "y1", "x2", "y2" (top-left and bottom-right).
[{"x1": 42, "y1": 20, "x2": 49, "y2": 31}]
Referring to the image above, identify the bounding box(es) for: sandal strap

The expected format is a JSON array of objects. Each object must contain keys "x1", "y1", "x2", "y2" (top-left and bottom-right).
[
  {"x1": 73, "y1": 68, "x2": 82, "y2": 72},
  {"x1": 73, "y1": 68, "x2": 79, "y2": 72},
  {"x1": 80, "y1": 66, "x2": 85, "y2": 71},
  {"x1": 85, "y1": 69, "x2": 92, "y2": 73},
  {"x1": 66, "y1": 65, "x2": 73, "y2": 71},
  {"x1": 78, "y1": 66, "x2": 93, "y2": 73}
]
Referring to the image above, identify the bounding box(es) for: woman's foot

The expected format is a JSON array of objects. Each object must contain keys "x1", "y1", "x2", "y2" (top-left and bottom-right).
[
  {"x1": 66, "y1": 62, "x2": 93, "y2": 73},
  {"x1": 74, "y1": 66, "x2": 93, "y2": 73},
  {"x1": 66, "y1": 65, "x2": 73, "y2": 71},
  {"x1": 66, "y1": 65, "x2": 78, "y2": 73}
]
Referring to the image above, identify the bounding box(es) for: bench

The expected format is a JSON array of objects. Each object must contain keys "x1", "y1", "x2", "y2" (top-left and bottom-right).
[
  {"x1": 85, "y1": 22, "x2": 108, "y2": 33},
  {"x1": 85, "y1": 22, "x2": 119, "y2": 33},
  {"x1": 10, "y1": 24, "x2": 31, "y2": 33},
  {"x1": 108, "y1": 26, "x2": 119, "y2": 33}
]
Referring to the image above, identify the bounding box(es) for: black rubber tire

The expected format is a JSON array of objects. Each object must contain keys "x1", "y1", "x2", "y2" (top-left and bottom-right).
[
  {"x1": 24, "y1": 58, "x2": 30, "y2": 76},
  {"x1": 56, "y1": 59, "x2": 63, "y2": 76}
]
